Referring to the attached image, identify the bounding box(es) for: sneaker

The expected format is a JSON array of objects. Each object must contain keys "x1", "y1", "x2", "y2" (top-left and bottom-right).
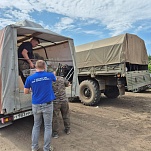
[
  {"x1": 64, "y1": 129, "x2": 70, "y2": 135},
  {"x1": 52, "y1": 133, "x2": 59, "y2": 139},
  {"x1": 32, "y1": 147, "x2": 39, "y2": 151},
  {"x1": 49, "y1": 145, "x2": 54, "y2": 151}
]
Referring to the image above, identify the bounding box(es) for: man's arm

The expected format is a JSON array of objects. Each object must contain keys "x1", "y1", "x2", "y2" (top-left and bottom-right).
[
  {"x1": 24, "y1": 77, "x2": 31, "y2": 94},
  {"x1": 22, "y1": 49, "x2": 34, "y2": 68},
  {"x1": 24, "y1": 88, "x2": 30, "y2": 94},
  {"x1": 51, "y1": 72, "x2": 57, "y2": 82}
]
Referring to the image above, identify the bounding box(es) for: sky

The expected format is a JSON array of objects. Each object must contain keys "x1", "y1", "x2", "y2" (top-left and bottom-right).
[{"x1": 0, "y1": 0, "x2": 151, "y2": 54}]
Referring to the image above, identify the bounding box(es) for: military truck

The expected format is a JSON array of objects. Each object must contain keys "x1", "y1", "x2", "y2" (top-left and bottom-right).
[
  {"x1": 0, "y1": 20, "x2": 78, "y2": 127},
  {"x1": 75, "y1": 33, "x2": 151, "y2": 106}
]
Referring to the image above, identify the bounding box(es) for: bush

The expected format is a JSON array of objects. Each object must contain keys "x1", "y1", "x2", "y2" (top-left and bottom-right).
[{"x1": 148, "y1": 64, "x2": 151, "y2": 73}]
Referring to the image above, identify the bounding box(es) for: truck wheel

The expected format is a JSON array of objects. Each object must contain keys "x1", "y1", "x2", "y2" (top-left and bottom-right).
[
  {"x1": 104, "y1": 86, "x2": 119, "y2": 98},
  {"x1": 79, "y1": 80, "x2": 100, "y2": 106}
]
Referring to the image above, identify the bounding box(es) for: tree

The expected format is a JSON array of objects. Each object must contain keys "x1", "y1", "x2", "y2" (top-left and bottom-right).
[{"x1": 148, "y1": 55, "x2": 151, "y2": 73}]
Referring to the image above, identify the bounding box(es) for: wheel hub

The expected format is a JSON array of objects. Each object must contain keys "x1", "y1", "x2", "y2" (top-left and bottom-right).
[{"x1": 84, "y1": 88, "x2": 91, "y2": 98}]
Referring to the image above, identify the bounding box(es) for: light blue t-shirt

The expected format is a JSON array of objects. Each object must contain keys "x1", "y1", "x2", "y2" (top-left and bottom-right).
[{"x1": 24, "y1": 71, "x2": 56, "y2": 104}]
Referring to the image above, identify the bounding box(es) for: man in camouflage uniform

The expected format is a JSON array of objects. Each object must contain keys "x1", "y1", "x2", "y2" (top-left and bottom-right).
[{"x1": 52, "y1": 76, "x2": 70, "y2": 138}]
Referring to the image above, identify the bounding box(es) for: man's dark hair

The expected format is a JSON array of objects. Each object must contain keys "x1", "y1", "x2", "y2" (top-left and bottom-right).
[{"x1": 32, "y1": 37, "x2": 40, "y2": 44}]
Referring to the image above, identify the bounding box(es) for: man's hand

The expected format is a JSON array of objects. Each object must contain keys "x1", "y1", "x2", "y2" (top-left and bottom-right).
[
  {"x1": 24, "y1": 88, "x2": 30, "y2": 94},
  {"x1": 29, "y1": 62, "x2": 35, "y2": 68},
  {"x1": 68, "y1": 82, "x2": 71, "y2": 86},
  {"x1": 53, "y1": 71, "x2": 56, "y2": 75},
  {"x1": 64, "y1": 80, "x2": 71, "y2": 87}
]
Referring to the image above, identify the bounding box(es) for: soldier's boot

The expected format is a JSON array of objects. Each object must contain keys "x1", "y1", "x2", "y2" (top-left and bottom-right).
[
  {"x1": 64, "y1": 128, "x2": 70, "y2": 135},
  {"x1": 52, "y1": 132, "x2": 59, "y2": 139}
]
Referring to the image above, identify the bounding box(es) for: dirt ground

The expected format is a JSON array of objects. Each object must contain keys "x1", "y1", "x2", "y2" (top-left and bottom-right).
[{"x1": 0, "y1": 91, "x2": 151, "y2": 151}]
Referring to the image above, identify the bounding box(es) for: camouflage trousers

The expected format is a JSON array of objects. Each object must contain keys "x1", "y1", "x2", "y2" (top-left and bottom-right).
[
  {"x1": 18, "y1": 60, "x2": 31, "y2": 84},
  {"x1": 18, "y1": 60, "x2": 30, "y2": 71},
  {"x1": 18, "y1": 60, "x2": 30, "y2": 72},
  {"x1": 52, "y1": 100, "x2": 70, "y2": 133},
  {"x1": 18, "y1": 60, "x2": 30, "y2": 77}
]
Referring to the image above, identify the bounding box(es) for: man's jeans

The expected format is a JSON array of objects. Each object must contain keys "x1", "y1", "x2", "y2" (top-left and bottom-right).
[{"x1": 32, "y1": 102, "x2": 53, "y2": 151}]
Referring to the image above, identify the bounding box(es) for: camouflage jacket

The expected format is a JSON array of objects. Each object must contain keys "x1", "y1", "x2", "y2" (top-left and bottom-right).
[{"x1": 53, "y1": 76, "x2": 69, "y2": 101}]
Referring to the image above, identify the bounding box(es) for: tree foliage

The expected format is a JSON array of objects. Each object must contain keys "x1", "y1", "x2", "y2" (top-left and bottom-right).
[{"x1": 148, "y1": 55, "x2": 151, "y2": 73}]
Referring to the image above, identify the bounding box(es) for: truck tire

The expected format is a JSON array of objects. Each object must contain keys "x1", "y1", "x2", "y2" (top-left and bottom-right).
[
  {"x1": 79, "y1": 80, "x2": 100, "y2": 106},
  {"x1": 104, "y1": 86, "x2": 119, "y2": 98}
]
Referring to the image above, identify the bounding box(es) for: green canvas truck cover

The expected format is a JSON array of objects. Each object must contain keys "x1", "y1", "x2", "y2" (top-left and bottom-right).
[{"x1": 75, "y1": 33, "x2": 148, "y2": 68}]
